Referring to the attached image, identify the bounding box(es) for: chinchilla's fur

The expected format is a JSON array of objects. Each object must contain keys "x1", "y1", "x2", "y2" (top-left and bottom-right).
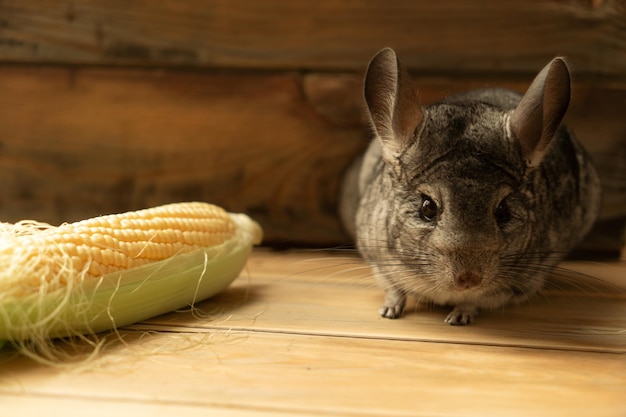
[{"x1": 340, "y1": 48, "x2": 601, "y2": 325}]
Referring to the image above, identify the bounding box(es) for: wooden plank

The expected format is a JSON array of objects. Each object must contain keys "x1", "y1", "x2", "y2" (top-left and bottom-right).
[
  {"x1": 138, "y1": 251, "x2": 626, "y2": 354},
  {"x1": 1, "y1": 330, "x2": 624, "y2": 417},
  {"x1": 0, "y1": 0, "x2": 625, "y2": 77},
  {"x1": 1, "y1": 251, "x2": 624, "y2": 416},
  {"x1": 0, "y1": 67, "x2": 623, "y2": 249},
  {"x1": 0, "y1": 395, "x2": 295, "y2": 417},
  {"x1": 0, "y1": 66, "x2": 366, "y2": 246}
]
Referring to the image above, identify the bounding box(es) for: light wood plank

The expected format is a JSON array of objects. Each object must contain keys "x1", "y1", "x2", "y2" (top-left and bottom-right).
[
  {"x1": 0, "y1": 394, "x2": 299, "y2": 417},
  {"x1": 1, "y1": 0, "x2": 625, "y2": 77},
  {"x1": 1, "y1": 251, "x2": 624, "y2": 416},
  {"x1": 138, "y1": 251, "x2": 626, "y2": 354},
  {"x1": 1, "y1": 330, "x2": 624, "y2": 417}
]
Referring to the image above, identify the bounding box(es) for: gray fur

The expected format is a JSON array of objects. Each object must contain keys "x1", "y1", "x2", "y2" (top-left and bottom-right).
[{"x1": 339, "y1": 48, "x2": 601, "y2": 325}]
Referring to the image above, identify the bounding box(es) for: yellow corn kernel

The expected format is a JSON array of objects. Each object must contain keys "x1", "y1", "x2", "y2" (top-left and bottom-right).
[{"x1": 0, "y1": 202, "x2": 260, "y2": 297}]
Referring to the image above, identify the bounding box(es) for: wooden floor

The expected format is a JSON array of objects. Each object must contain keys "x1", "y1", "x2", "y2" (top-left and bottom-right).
[{"x1": 1, "y1": 250, "x2": 625, "y2": 417}]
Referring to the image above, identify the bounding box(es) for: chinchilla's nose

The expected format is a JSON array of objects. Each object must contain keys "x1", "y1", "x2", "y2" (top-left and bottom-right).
[{"x1": 454, "y1": 271, "x2": 482, "y2": 290}]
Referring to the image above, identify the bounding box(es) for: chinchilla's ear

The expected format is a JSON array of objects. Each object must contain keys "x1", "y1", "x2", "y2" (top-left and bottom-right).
[
  {"x1": 364, "y1": 48, "x2": 423, "y2": 164},
  {"x1": 509, "y1": 57, "x2": 571, "y2": 168}
]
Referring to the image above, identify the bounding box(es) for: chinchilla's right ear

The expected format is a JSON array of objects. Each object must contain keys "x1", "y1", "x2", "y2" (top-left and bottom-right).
[
  {"x1": 364, "y1": 48, "x2": 424, "y2": 164},
  {"x1": 509, "y1": 57, "x2": 571, "y2": 168}
]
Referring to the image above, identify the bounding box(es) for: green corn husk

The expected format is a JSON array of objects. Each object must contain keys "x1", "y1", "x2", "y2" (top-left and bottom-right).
[{"x1": 0, "y1": 206, "x2": 262, "y2": 345}]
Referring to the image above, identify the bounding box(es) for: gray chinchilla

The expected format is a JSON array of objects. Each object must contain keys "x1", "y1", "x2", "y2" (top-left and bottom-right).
[{"x1": 339, "y1": 48, "x2": 601, "y2": 325}]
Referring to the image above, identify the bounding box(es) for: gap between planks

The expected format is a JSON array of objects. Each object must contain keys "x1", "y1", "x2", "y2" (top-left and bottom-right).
[{"x1": 125, "y1": 324, "x2": 626, "y2": 356}]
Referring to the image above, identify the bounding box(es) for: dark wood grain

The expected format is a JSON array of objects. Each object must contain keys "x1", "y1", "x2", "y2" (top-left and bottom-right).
[
  {"x1": 0, "y1": 0, "x2": 625, "y2": 77},
  {"x1": 0, "y1": 66, "x2": 367, "y2": 245},
  {"x1": 0, "y1": 66, "x2": 623, "y2": 250}
]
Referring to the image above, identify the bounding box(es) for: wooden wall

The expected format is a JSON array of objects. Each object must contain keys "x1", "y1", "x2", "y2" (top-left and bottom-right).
[{"x1": 0, "y1": 0, "x2": 624, "y2": 253}]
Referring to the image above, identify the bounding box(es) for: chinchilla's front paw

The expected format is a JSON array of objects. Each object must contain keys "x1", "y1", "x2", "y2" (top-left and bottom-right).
[
  {"x1": 378, "y1": 288, "x2": 406, "y2": 319},
  {"x1": 445, "y1": 305, "x2": 478, "y2": 325},
  {"x1": 378, "y1": 304, "x2": 404, "y2": 319}
]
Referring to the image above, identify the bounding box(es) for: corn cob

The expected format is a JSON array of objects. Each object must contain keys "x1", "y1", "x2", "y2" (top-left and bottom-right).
[{"x1": 0, "y1": 202, "x2": 262, "y2": 343}]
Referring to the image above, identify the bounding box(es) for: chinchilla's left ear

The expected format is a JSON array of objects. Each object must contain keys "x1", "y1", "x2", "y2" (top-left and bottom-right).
[{"x1": 509, "y1": 57, "x2": 571, "y2": 168}]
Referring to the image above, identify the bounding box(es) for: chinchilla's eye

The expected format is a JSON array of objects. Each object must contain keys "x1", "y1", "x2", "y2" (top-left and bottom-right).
[
  {"x1": 419, "y1": 195, "x2": 438, "y2": 222},
  {"x1": 494, "y1": 198, "x2": 512, "y2": 225}
]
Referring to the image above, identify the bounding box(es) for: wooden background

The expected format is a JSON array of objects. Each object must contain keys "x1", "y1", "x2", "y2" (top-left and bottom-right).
[{"x1": 0, "y1": 0, "x2": 624, "y2": 252}]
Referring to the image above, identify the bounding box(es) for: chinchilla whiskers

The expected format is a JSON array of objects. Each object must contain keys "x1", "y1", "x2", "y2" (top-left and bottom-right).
[
  {"x1": 324, "y1": 264, "x2": 381, "y2": 284},
  {"x1": 498, "y1": 253, "x2": 568, "y2": 280},
  {"x1": 356, "y1": 237, "x2": 437, "y2": 252},
  {"x1": 497, "y1": 265, "x2": 546, "y2": 291},
  {"x1": 505, "y1": 281, "x2": 534, "y2": 302},
  {"x1": 544, "y1": 266, "x2": 625, "y2": 293},
  {"x1": 499, "y1": 261, "x2": 623, "y2": 295},
  {"x1": 290, "y1": 243, "x2": 440, "y2": 288},
  {"x1": 356, "y1": 242, "x2": 438, "y2": 266},
  {"x1": 373, "y1": 260, "x2": 434, "y2": 271},
  {"x1": 377, "y1": 270, "x2": 440, "y2": 295},
  {"x1": 273, "y1": 252, "x2": 374, "y2": 284},
  {"x1": 370, "y1": 256, "x2": 439, "y2": 276},
  {"x1": 498, "y1": 261, "x2": 556, "y2": 276},
  {"x1": 499, "y1": 250, "x2": 570, "y2": 265}
]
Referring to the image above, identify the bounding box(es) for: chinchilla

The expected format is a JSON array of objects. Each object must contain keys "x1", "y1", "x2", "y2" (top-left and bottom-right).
[{"x1": 339, "y1": 48, "x2": 601, "y2": 325}]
